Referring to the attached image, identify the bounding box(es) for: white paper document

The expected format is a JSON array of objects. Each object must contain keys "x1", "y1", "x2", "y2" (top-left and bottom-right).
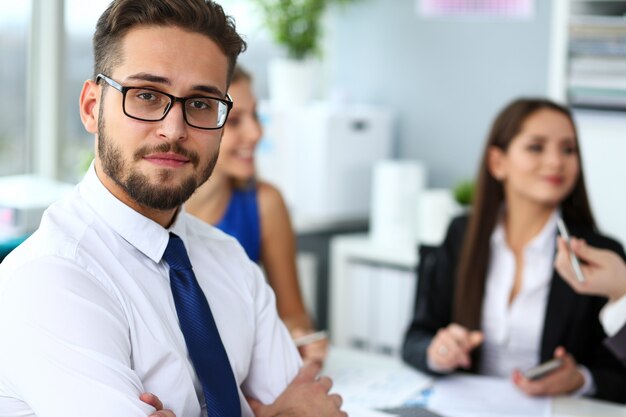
[
  {"x1": 342, "y1": 405, "x2": 396, "y2": 417},
  {"x1": 327, "y1": 365, "x2": 433, "y2": 409},
  {"x1": 427, "y1": 374, "x2": 551, "y2": 417}
]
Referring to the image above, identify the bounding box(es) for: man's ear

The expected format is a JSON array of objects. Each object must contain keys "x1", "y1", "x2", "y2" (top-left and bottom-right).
[
  {"x1": 487, "y1": 146, "x2": 506, "y2": 181},
  {"x1": 79, "y1": 79, "x2": 100, "y2": 134}
]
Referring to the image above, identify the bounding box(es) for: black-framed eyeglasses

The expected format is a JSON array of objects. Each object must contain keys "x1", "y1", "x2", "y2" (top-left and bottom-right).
[{"x1": 96, "y1": 73, "x2": 233, "y2": 130}]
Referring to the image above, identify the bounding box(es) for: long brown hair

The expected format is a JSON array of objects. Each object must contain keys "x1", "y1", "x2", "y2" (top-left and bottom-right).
[{"x1": 452, "y1": 98, "x2": 596, "y2": 330}]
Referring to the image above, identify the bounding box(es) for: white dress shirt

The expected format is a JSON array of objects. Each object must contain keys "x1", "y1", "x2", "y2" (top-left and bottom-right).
[
  {"x1": 479, "y1": 211, "x2": 593, "y2": 395},
  {"x1": 600, "y1": 294, "x2": 626, "y2": 337},
  {"x1": 0, "y1": 165, "x2": 301, "y2": 417}
]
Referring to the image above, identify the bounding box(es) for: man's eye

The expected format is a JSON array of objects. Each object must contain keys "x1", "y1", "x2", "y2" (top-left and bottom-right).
[
  {"x1": 136, "y1": 92, "x2": 157, "y2": 101},
  {"x1": 189, "y1": 100, "x2": 210, "y2": 110}
]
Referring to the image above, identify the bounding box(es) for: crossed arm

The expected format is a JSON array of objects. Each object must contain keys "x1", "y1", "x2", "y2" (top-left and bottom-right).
[{"x1": 141, "y1": 363, "x2": 346, "y2": 417}]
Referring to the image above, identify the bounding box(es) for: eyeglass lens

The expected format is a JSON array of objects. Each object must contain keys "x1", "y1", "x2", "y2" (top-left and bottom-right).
[{"x1": 123, "y1": 88, "x2": 228, "y2": 129}]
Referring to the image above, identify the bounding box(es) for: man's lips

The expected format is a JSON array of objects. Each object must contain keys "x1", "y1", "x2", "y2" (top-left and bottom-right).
[{"x1": 143, "y1": 152, "x2": 190, "y2": 167}]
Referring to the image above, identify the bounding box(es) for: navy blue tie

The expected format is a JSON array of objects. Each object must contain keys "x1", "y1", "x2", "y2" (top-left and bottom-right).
[{"x1": 163, "y1": 232, "x2": 241, "y2": 417}]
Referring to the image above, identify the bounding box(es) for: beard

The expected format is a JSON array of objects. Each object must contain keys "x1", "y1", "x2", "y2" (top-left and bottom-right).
[{"x1": 97, "y1": 111, "x2": 218, "y2": 211}]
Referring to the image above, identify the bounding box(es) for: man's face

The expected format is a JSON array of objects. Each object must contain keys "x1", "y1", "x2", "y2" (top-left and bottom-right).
[{"x1": 93, "y1": 26, "x2": 228, "y2": 211}]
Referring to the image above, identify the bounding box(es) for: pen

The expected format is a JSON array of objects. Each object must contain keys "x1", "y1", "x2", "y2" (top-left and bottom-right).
[
  {"x1": 556, "y1": 217, "x2": 586, "y2": 283},
  {"x1": 294, "y1": 330, "x2": 328, "y2": 347}
]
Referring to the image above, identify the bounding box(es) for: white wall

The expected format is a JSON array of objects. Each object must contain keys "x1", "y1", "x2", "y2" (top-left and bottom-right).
[
  {"x1": 575, "y1": 109, "x2": 626, "y2": 246},
  {"x1": 324, "y1": 0, "x2": 555, "y2": 187}
]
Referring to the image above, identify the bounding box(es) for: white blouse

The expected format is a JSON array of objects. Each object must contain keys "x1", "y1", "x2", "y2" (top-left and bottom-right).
[
  {"x1": 479, "y1": 212, "x2": 556, "y2": 377},
  {"x1": 479, "y1": 211, "x2": 592, "y2": 395}
]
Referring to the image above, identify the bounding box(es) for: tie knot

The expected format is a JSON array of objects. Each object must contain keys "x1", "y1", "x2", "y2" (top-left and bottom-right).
[{"x1": 163, "y1": 232, "x2": 193, "y2": 271}]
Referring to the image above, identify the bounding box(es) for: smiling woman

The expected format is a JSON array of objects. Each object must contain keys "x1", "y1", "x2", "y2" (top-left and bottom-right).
[
  {"x1": 185, "y1": 65, "x2": 328, "y2": 365},
  {"x1": 402, "y1": 97, "x2": 626, "y2": 404}
]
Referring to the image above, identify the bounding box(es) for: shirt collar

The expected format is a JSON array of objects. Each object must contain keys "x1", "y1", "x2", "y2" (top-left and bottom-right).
[
  {"x1": 491, "y1": 208, "x2": 559, "y2": 255},
  {"x1": 79, "y1": 162, "x2": 187, "y2": 264},
  {"x1": 527, "y1": 210, "x2": 559, "y2": 254}
]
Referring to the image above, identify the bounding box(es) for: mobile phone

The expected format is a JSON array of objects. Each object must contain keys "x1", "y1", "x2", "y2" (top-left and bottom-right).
[
  {"x1": 556, "y1": 217, "x2": 586, "y2": 283},
  {"x1": 523, "y1": 358, "x2": 564, "y2": 380}
]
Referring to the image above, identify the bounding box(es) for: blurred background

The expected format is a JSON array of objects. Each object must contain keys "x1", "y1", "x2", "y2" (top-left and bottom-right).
[{"x1": 2, "y1": 0, "x2": 626, "y2": 355}]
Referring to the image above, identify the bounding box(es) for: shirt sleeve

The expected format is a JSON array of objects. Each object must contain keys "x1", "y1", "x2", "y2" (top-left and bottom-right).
[
  {"x1": 0, "y1": 256, "x2": 155, "y2": 417},
  {"x1": 240, "y1": 262, "x2": 302, "y2": 403},
  {"x1": 571, "y1": 365, "x2": 596, "y2": 397},
  {"x1": 600, "y1": 294, "x2": 626, "y2": 337}
]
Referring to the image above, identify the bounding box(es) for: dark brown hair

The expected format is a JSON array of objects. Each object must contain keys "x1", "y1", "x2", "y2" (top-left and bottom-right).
[
  {"x1": 452, "y1": 98, "x2": 596, "y2": 330},
  {"x1": 93, "y1": 0, "x2": 247, "y2": 84}
]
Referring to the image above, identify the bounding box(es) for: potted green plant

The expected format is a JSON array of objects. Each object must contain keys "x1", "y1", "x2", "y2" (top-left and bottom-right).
[
  {"x1": 453, "y1": 179, "x2": 475, "y2": 209},
  {"x1": 253, "y1": 0, "x2": 358, "y2": 105}
]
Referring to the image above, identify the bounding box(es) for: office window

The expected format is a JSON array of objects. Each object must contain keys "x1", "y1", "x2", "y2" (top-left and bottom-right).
[
  {"x1": 222, "y1": 0, "x2": 261, "y2": 32},
  {"x1": 0, "y1": 2, "x2": 31, "y2": 176},
  {"x1": 220, "y1": 0, "x2": 282, "y2": 99},
  {"x1": 61, "y1": 0, "x2": 111, "y2": 182}
]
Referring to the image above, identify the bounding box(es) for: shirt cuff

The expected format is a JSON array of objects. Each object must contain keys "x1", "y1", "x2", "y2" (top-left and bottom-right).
[
  {"x1": 600, "y1": 294, "x2": 626, "y2": 337},
  {"x1": 571, "y1": 365, "x2": 596, "y2": 397}
]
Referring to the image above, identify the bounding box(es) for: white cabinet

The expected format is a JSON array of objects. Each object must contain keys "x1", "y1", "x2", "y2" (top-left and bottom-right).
[
  {"x1": 256, "y1": 101, "x2": 394, "y2": 226},
  {"x1": 328, "y1": 234, "x2": 418, "y2": 357}
]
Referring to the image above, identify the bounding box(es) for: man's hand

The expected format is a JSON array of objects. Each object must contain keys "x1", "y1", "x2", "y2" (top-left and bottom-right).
[
  {"x1": 248, "y1": 362, "x2": 346, "y2": 417},
  {"x1": 140, "y1": 392, "x2": 176, "y2": 417},
  {"x1": 555, "y1": 237, "x2": 626, "y2": 302},
  {"x1": 512, "y1": 347, "x2": 584, "y2": 396},
  {"x1": 427, "y1": 323, "x2": 483, "y2": 372}
]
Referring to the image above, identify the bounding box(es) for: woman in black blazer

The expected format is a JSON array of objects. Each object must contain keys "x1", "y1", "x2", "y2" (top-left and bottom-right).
[{"x1": 402, "y1": 98, "x2": 626, "y2": 403}]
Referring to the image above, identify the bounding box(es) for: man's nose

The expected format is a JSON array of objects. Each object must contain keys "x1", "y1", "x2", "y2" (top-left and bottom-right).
[{"x1": 157, "y1": 100, "x2": 187, "y2": 141}]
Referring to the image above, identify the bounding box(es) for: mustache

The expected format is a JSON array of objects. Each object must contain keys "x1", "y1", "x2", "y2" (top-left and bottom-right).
[{"x1": 133, "y1": 142, "x2": 200, "y2": 166}]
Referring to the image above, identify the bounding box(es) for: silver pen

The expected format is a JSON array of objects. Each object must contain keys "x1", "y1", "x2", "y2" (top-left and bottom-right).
[{"x1": 557, "y1": 217, "x2": 586, "y2": 283}]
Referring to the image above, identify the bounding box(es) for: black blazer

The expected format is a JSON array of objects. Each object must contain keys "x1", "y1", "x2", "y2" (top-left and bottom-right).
[
  {"x1": 606, "y1": 324, "x2": 626, "y2": 366},
  {"x1": 402, "y1": 215, "x2": 626, "y2": 403}
]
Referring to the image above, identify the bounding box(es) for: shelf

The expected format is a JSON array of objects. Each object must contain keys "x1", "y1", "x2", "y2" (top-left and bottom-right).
[
  {"x1": 571, "y1": 1, "x2": 626, "y2": 17},
  {"x1": 571, "y1": 15, "x2": 626, "y2": 25},
  {"x1": 565, "y1": 0, "x2": 626, "y2": 110}
]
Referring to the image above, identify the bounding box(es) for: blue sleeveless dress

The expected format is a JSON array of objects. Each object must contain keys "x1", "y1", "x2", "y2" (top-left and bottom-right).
[{"x1": 215, "y1": 187, "x2": 261, "y2": 263}]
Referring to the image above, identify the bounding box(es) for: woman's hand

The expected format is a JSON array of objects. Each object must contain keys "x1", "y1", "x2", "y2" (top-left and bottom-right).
[
  {"x1": 426, "y1": 323, "x2": 483, "y2": 372},
  {"x1": 512, "y1": 346, "x2": 584, "y2": 396}
]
